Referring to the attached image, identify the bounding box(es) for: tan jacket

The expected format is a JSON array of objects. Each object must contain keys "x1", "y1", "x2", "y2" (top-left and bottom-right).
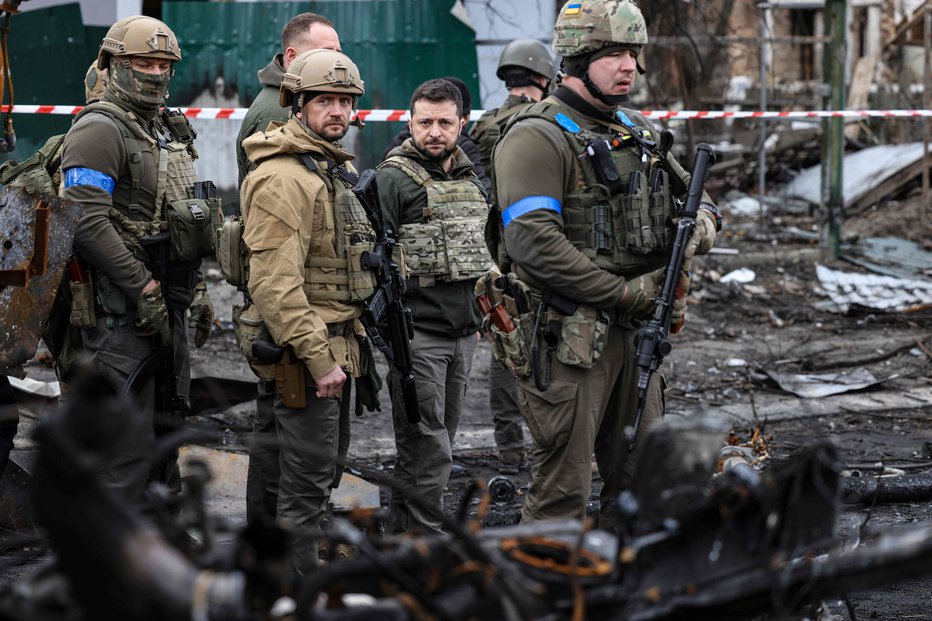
[{"x1": 240, "y1": 118, "x2": 363, "y2": 381}]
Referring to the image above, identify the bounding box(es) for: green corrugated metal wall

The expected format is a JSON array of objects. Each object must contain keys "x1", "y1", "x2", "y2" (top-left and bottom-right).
[
  {"x1": 0, "y1": 3, "x2": 95, "y2": 161},
  {"x1": 163, "y1": 0, "x2": 479, "y2": 168}
]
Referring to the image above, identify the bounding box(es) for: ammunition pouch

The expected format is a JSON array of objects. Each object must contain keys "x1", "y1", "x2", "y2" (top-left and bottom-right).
[
  {"x1": 69, "y1": 276, "x2": 96, "y2": 328},
  {"x1": 553, "y1": 303, "x2": 609, "y2": 369},
  {"x1": 399, "y1": 215, "x2": 489, "y2": 286},
  {"x1": 232, "y1": 303, "x2": 275, "y2": 381},
  {"x1": 218, "y1": 215, "x2": 249, "y2": 291},
  {"x1": 166, "y1": 197, "x2": 221, "y2": 262},
  {"x1": 94, "y1": 273, "x2": 129, "y2": 327},
  {"x1": 475, "y1": 271, "x2": 533, "y2": 378}
]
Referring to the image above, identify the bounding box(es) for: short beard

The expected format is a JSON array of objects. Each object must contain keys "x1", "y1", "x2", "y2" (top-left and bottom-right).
[
  {"x1": 307, "y1": 120, "x2": 348, "y2": 142},
  {"x1": 413, "y1": 140, "x2": 455, "y2": 163}
]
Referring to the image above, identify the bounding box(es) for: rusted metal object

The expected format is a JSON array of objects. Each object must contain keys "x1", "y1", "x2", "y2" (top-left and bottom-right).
[{"x1": 0, "y1": 187, "x2": 81, "y2": 371}]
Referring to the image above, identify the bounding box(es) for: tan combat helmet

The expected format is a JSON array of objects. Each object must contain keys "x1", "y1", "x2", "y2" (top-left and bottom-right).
[
  {"x1": 553, "y1": 0, "x2": 647, "y2": 59},
  {"x1": 97, "y1": 15, "x2": 181, "y2": 70},
  {"x1": 497, "y1": 38, "x2": 555, "y2": 81},
  {"x1": 279, "y1": 49, "x2": 364, "y2": 109}
]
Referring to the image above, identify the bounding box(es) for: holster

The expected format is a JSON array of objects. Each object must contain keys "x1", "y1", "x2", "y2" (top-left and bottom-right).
[{"x1": 275, "y1": 348, "x2": 307, "y2": 409}]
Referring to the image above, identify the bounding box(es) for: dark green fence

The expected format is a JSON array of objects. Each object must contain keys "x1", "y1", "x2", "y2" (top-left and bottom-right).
[{"x1": 164, "y1": 0, "x2": 480, "y2": 168}]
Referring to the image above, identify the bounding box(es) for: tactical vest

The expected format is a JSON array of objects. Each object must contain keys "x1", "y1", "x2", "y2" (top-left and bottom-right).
[
  {"x1": 473, "y1": 100, "x2": 528, "y2": 170},
  {"x1": 300, "y1": 155, "x2": 377, "y2": 303},
  {"x1": 71, "y1": 104, "x2": 217, "y2": 322},
  {"x1": 379, "y1": 156, "x2": 489, "y2": 286},
  {"x1": 502, "y1": 99, "x2": 677, "y2": 276}
]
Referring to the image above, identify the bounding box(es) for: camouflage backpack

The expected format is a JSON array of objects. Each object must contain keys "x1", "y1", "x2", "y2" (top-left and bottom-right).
[{"x1": 0, "y1": 133, "x2": 67, "y2": 196}]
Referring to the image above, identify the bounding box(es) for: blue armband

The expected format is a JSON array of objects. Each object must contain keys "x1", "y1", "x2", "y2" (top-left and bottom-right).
[
  {"x1": 63, "y1": 167, "x2": 115, "y2": 194},
  {"x1": 502, "y1": 196, "x2": 561, "y2": 227}
]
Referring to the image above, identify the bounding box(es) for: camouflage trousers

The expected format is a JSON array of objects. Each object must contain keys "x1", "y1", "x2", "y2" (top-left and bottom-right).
[
  {"x1": 275, "y1": 377, "x2": 350, "y2": 575},
  {"x1": 517, "y1": 323, "x2": 664, "y2": 529},
  {"x1": 488, "y1": 351, "x2": 524, "y2": 451},
  {"x1": 388, "y1": 329, "x2": 478, "y2": 534}
]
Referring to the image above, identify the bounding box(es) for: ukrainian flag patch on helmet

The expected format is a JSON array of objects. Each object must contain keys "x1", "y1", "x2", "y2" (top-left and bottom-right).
[{"x1": 564, "y1": 3, "x2": 582, "y2": 16}]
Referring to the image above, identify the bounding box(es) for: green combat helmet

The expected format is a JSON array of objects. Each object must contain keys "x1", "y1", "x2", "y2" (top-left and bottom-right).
[
  {"x1": 553, "y1": 0, "x2": 647, "y2": 58},
  {"x1": 553, "y1": 0, "x2": 647, "y2": 105},
  {"x1": 497, "y1": 38, "x2": 555, "y2": 82},
  {"x1": 97, "y1": 16, "x2": 182, "y2": 112},
  {"x1": 280, "y1": 48, "x2": 365, "y2": 110}
]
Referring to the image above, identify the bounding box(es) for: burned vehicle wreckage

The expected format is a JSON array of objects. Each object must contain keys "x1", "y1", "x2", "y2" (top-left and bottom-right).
[{"x1": 0, "y1": 366, "x2": 930, "y2": 621}]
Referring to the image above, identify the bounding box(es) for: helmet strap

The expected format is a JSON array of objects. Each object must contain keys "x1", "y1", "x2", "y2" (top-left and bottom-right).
[
  {"x1": 504, "y1": 74, "x2": 548, "y2": 98},
  {"x1": 562, "y1": 56, "x2": 628, "y2": 107}
]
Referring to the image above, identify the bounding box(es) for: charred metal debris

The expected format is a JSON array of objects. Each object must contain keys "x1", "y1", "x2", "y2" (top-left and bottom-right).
[{"x1": 1, "y1": 368, "x2": 931, "y2": 621}]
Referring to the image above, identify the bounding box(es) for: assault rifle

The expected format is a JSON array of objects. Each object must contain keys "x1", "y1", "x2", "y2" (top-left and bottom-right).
[
  {"x1": 624, "y1": 143, "x2": 716, "y2": 451},
  {"x1": 353, "y1": 169, "x2": 420, "y2": 424},
  {"x1": 129, "y1": 231, "x2": 188, "y2": 419}
]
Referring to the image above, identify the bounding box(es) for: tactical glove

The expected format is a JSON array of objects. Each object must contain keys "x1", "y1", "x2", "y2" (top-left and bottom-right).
[
  {"x1": 136, "y1": 282, "x2": 170, "y2": 346},
  {"x1": 189, "y1": 281, "x2": 214, "y2": 348},
  {"x1": 683, "y1": 207, "x2": 718, "y2": 262},
  {"x1": 620, "y1": 268, "x2": 664, "y2": 319}
]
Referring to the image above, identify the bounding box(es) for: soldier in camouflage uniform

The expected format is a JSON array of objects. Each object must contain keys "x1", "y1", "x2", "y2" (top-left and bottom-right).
[
  {"x1": 61, "y1": 16, "x2": 214, "y2": 499},
  {"x1": 376, "y1": 79, "x2": 489, "y2": 533},
  {"x1": 470, "y1": 38, "x2": 555, "y2": 474},
  {"x1": 235, "y1": 11, "x2": 340, "y2": 530},
  {"x1": 493, "y1": 0, "x2": 720, "y2": 527}
]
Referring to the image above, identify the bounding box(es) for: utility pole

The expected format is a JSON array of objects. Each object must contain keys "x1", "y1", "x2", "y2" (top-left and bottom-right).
[{"x1": 820, "y1": 0, "x2": 846, "y2": 259}]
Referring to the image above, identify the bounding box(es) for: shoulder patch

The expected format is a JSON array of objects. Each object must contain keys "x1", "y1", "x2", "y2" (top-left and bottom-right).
[{"x1": 554, "y1": 112, "x2": 581, "y2": 134}]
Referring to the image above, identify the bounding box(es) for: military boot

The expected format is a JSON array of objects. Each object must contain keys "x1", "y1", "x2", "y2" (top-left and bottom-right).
[{"x1": 499, "y1": 448, "x2": 528, "y2": 475}]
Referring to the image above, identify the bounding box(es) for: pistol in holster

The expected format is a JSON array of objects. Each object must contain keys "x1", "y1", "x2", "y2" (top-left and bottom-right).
[{"x1": 253, "y1": 340, "x2": 307, "y2": 409}]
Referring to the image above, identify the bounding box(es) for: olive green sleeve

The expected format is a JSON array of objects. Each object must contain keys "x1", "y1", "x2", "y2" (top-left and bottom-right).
[
  {"x1": 495, "y1": 119, "x2": 628, "y2": 310},
  {"x1": 62, "y1": 114, "x2": 152, "y2": 300},
  {"x1": 374, "y1": 168, "x2": 407, "y2": 237}
]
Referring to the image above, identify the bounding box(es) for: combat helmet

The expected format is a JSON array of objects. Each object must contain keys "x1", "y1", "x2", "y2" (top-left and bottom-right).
[
  {"x1": 97, "y1": 15, "x2": 181, "y2": 70},
  {"x1": 280, "y1": 49, "x2": 365, "y2": 109},
  {"x1": 496, "y1": 38, "x2": 555, "y2": 82},
  {"x1": 553, "y1": 0, "x2": 647, "y2": 59},
  {"x1": 97, "y1": 16, "x2": 181, "y2": 112}
]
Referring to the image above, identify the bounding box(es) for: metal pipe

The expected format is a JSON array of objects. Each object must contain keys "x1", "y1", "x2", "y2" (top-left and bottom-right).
[{"x1": 821, "y1": 0, "x2": 846, "y2": 259}]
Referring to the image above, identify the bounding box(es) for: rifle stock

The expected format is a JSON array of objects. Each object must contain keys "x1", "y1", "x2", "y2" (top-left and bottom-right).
[
  {"x1": 624, "y1": 144, "x2": 716, "y2": 451},
  {"x1": 353, "y1": 170, "x2": 420, "y2": 424}
]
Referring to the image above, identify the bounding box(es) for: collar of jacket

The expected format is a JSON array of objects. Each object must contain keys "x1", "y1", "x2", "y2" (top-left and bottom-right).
[
  {"x1": 553, "y1": 85, "x2": 629, "y2": 129},
  {"x1": 243, "y1": 116, "x2": 354, "y2": 167},
  {"x1": 388, "y1": 137, "x2": 475, "y2": 178},
  {"x1": 257, "y1": 54, "x2": 286, "y2": 89}
]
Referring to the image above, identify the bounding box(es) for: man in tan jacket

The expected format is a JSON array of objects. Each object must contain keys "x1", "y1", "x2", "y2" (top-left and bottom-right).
[{"x1": 240, "y1": 49, "x2": 374, "y2": 574}]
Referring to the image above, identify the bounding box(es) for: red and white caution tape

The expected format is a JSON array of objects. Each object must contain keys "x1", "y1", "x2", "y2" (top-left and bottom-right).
[{"x1": 4, "y1": 104, "x2": 932, "y2": 121}]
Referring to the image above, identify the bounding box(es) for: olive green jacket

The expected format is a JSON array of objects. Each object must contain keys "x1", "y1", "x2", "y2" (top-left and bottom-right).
[
  {"x1": 236, "y1": 54, "x2": 288, "y2": 186},
  {"x1": 62, "y1": 96, "x2": 161, "y2": 302},
  {"x1": 494, "y1": 88, "x2": 709, "y2": 311},
  {"x1": 375, "y1": 139, "x2": 487, "y2": 337}
]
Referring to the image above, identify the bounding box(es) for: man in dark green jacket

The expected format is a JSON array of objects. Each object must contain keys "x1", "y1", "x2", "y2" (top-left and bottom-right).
[
  {"x1": 376, "y1": 79, "x2": 489, "y2": 534},
  {"x1": 235, "y1": 11, "x2": 340, "y2": 528},
  {"x1": 235, "y1": 12, "x2": 340, "y2": 185}
]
